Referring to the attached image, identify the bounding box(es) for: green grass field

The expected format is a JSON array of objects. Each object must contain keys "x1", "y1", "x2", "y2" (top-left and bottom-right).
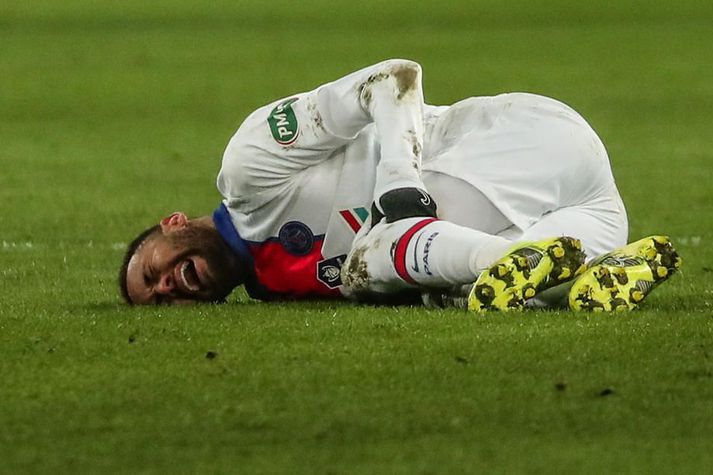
[{"x1": 1, "y1": 1, "x2": 712, "y2": 472}]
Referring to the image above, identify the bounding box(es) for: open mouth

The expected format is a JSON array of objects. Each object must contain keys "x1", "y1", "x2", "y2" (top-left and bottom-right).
[{"x1": 178, "y1": 259, "x2": 202, "y2": 293}]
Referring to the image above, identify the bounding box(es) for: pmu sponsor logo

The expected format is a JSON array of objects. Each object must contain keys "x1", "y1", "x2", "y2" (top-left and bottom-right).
[{"x1": 268, "y1": 97, "x2": 300, "y2": 145}]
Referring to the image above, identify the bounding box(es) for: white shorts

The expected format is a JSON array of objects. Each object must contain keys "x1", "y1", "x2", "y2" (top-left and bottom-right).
[
  {"x1": 422, "y1": 92, "x2": 628, "y2": 258},
  {"x1": 341, "y1": 94, "x2": 629, "y2": 298}
]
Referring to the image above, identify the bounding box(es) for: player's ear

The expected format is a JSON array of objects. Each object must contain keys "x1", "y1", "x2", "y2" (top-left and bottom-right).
[{"x1": 159, "y1": 212, "x2": 189, "y2": 234}]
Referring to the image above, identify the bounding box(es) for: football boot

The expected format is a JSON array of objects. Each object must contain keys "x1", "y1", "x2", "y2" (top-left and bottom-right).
[
  {"x1": 569, "y1": 235, "x2": 681, "y2": 311},
  {"x1": 468, "y1": 237, "x2": 586, "y2": 312}
]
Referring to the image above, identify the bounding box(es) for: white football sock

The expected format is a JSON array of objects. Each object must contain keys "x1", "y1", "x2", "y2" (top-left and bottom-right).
[
  {"x1": 341, "y1": 218, "x2": 512, "y2": 296},
  {"x1": 400, "y1": 219, "x2": 512, "y2": 286}
]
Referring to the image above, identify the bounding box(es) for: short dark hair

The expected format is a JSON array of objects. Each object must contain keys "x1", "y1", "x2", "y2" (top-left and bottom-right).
[{"x1": 118, "y1": 224, "x2": 160, "y2": 304}]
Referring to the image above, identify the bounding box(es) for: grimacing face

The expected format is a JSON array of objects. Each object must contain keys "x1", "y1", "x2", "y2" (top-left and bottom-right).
[{"x1": 125, "y1": 212, "x2": 243, "y2": 305}]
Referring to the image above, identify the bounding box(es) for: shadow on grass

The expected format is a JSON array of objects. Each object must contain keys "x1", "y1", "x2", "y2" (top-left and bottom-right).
[
  {"x1": 68, "y1": 297, "x2": 356, "y2": 314},
  {"x1": 69, "y1": 287, "x2": 706, "y2": 316}
]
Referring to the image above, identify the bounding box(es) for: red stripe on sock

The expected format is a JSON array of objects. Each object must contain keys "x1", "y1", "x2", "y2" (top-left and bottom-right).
[
  {"x1": 340, "y1": 210, "x2": 362, "y2": 233},
  {"x1": 393, "y1": 218, "x2": 438, "y2": 285}
]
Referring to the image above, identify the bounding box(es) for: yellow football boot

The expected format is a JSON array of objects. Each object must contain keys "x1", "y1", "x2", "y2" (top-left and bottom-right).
[
  {"x1": 468, "y1": 237, "x2": 586, "y2": 312},
  {"x1": 569, "y1": 235, "x2": 681, "y2": 311}
]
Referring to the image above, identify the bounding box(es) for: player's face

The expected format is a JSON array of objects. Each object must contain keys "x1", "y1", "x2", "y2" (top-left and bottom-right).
[{"x1": 125, "y1": 213, "x2": 242, "y2": 305}]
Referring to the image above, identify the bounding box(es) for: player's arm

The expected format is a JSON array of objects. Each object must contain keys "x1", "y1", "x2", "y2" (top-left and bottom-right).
[
  {"x1": 219, "y1": 59, "x2": 435, "y2": 219},
  {"x1": 314, "y1": 59, "x2": 435, "y2": 222}
]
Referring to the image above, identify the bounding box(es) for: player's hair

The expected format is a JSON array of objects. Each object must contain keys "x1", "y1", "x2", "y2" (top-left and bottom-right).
[{"x1": 118, "y1": 224, "x2": 160, "y2": 304}]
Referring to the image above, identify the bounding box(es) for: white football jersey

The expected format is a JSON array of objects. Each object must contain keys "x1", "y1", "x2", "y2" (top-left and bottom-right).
[{"x1": 215, "y1": 60, "x2": 618, "y2": 299}]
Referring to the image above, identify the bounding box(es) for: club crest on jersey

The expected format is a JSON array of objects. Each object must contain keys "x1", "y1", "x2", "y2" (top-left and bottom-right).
[
  {"x1": 268, "y1": 97, "x2": 300, "y2": 146},
  {"x1": 317, "y1": 254, "x2": 347, "y2": 289},
  {"x1": 278, "y1": 221, "x2": 314, "y2": 256}
]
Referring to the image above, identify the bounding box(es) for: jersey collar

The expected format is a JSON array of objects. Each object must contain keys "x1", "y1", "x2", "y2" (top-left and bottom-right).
[
  {"x1": 212, "y1": 203, "x2": 252, "y2": 264},
  {"x1": 212, "y1": 203, "x2": 271, "y2": 301}
]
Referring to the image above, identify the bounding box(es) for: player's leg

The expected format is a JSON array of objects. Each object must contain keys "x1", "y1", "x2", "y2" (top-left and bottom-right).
[
  {"x1": 425, "y1": 175, "x2": 590, "y2": 310},
  {"x1": 568, "y1": 236, "x2": 681, "y2": 311},
  {"x1": 342, "y1": 177, "x2": 515, "y2": 299},
  {"x1": 502, "y1": 187, "x2": 629, "y2": 262},
  {"x1": 424, "y1": 173, "x2": 513, "y2": 234},
  {"x1": 500, "y1": 190, "x2": 627, "y2": 308},
  {"x1": 340, "y1": 217, "x2": 586, "y2": 311},
  {"x1": 340, "y1": 217, "x2": 512, "y2": 298},
  {"x1": 507, "y1": 192, "x2": 680, "y2": 310},
  {"x1": 370, "y1": 171, "x2": 513, "y2": 245}
]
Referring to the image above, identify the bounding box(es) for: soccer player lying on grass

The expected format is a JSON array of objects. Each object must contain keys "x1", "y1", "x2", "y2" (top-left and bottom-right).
[{"x1": 119, "y1": 59, "x2": 680, "y2": 311}]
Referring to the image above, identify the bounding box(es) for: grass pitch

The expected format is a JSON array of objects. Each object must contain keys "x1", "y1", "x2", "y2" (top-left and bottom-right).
[{"x1": 1, "y1": 1, "x2": 712, "y2": 473}]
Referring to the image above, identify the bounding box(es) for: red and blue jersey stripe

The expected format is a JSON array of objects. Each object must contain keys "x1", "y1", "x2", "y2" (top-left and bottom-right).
[{"x1": 213, "y1": 204, "x2": 341, "y2": 300}]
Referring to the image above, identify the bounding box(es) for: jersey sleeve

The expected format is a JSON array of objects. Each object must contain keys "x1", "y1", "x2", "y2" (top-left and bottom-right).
[
  {"x1": 317, "y1": 59, "x2": 427, "y2": 200},
  {"x1": 218, "y1": 59, "x2": 427, "y2": 213}
]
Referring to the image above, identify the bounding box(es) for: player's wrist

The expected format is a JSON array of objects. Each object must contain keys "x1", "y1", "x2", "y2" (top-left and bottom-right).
[{"x1": 371, "y1": 187, "x2": 438, "y2": 227}]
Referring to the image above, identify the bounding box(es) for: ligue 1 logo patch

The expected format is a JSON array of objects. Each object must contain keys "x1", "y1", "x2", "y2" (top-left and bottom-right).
[
  {"x1": 268, "y1": 97, "x2": 300, "y2": 146},
  {"x1": 317, "y1": 254, "x2": 347, "y2": 289},
  {"x1": 278, "y1": 221, "x2": 314, "y2": 256}
]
